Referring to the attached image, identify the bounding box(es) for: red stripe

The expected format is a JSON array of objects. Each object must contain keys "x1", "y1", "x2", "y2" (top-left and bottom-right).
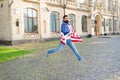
[
  {"x1": 61, "y1": 41, "x2": 65, "y2": 44},
  {"x1": 72, "y1": 40, "x2": 83, "y2": 42}
]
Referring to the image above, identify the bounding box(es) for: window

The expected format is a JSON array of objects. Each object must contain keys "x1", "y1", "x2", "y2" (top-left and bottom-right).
[
  {"x1": 104, "y1": 18, "x2": 106, "y2": 31},
  {"x1": 1, "y1": 3, "x2": 3, "y2": 8},
  {"x1": 68, "y1": 14, "x2": 76, "y2": 30},
  {"x1": 24, "y1": 8, "x2": 38, "y2": 33},
  {"x1": 82, "y1": 15, "x2": 87, "y2": 32},
  {"x1": 50, "y1": 11, "x2": 59, "y2": 32},
  {"x1": 108, "y1": 0, "x2": 111, "y2": 11},
  {"x1": 106, "y1": 19, "x2": 109, "y2": 26},
  {"x1": 114, "y1": 20, "x2": 117, "y2": 31},
  {"x1": 44, "y1": 20, "x2": 46, "y2": 33},
  {"x1": 93, "y1": 0, "x2": 96, "y2": 6},
  {"x1": 119, "y1": 20, "x2": 120, "y2": 31},
  {"x1": 113, "y1": 1, "x2": 117, "y2": 12},
  {"x1": 16, "y1": 19, "x2": 19, "y2": 27},
  {"x1": 108, "y1": 19, "x2": 112, "y2": 31}
]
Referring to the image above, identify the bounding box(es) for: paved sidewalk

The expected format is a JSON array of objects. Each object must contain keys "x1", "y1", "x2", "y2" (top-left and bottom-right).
[{"x1": 0, "y1": 37, "x2": 120, "y2": 80}]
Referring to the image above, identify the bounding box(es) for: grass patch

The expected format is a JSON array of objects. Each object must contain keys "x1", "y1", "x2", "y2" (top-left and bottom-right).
[{"x1": 0, "y1": 46, "x2": 34, "y2": 63}]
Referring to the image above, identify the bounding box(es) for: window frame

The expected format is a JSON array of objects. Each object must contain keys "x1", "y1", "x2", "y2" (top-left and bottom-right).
[
  {"x1": 50, "y1": 11, "x2": 60, "y2": 33},
  {"x1": 24, "y1": 8, "x2": 38, "y2": 33},
  {"x1": 82, "y1": 15, "x2": 88, "y2": 32},
  {"x1": 68, "y1": 13, "x2": 76, "y2": 31}
]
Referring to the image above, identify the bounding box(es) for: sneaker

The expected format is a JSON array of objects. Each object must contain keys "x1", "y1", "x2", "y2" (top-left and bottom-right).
[{"x1": 78, "y1": 58, "x2": 86, "y2": 61}]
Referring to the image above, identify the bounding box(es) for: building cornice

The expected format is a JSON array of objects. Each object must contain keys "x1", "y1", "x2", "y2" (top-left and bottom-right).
[
  {"x1": 22, "y1": 0, "x2": 40, "y2": 4},
  {"x1": 46, "y1": 2, "x2": 90, "y2": 13}
]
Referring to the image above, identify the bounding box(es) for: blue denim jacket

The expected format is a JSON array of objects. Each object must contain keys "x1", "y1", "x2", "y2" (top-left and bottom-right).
[{"x1": 61, "y1": 21, "x2": 70, "y2": 35}]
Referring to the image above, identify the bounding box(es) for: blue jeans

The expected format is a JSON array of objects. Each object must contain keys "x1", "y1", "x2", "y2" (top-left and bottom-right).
[{"x1": 47, "y1": 39, "x2": 82, "y2": 60}]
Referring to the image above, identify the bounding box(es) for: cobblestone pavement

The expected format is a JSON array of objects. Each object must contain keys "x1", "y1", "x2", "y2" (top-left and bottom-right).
[{"x1": 0, "y1": 37, "x2": 120, "y2": 80}]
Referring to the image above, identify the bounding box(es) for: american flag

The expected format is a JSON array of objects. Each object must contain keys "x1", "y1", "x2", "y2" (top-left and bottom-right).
[{"x1": 61, "y1": 24, "x2": 83, "y2": 44}]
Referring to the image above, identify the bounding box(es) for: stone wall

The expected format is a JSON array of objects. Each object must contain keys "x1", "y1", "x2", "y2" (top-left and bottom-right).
[{"x1": 0, "y1": 0, "x2": 11, "y2": 41}]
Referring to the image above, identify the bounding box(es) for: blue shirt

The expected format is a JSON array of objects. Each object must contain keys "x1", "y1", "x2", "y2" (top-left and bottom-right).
[{"x1": 61, "y1": 21, "x2": 70, "y2": 35}]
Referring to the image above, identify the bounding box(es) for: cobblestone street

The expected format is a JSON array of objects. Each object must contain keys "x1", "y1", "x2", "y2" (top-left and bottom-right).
[{"x1": 0, "y1": 36, "x2": 120, "y2": 80}]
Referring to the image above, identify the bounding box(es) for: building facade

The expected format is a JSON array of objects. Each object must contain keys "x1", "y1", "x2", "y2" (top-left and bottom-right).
[{"x1": 0, "y1": 0, "x2": 120, "y2": 45}]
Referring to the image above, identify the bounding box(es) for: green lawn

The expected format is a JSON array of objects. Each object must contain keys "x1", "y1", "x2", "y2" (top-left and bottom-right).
[{"x1": 0, "y1": 46, "x2": 34, "y2": 63}]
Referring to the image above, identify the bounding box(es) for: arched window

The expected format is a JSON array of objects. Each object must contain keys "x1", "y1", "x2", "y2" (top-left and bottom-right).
[
  {"x1": 68, "y1": 14, "x2": 76, "y2": 30},
  {"x1": 93, "y1": 0, "x2": 96, "y2": 6},
  {"x1": 24, "y1": 8, "x2": 38, "y2": 33},
  {"x1": 82, "y1": 15, "x2": 87, "y2": 32},
  {"x1": 50, "y1": 11, "x2": 59, "y2": 32},
  {"x1": 108, "y1": 0, "x2": 111, "y2": 11}
]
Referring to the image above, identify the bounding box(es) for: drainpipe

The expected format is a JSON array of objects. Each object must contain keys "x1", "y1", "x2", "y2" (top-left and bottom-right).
[
  {"x1": 39, "y1": 0, "x2": 41, "y2": 41},
  {"x1": 8, "y1": 0, "x2": 14, "y2": 45}
]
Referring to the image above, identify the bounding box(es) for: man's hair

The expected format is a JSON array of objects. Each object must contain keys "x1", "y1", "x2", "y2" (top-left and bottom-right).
[{"x1": 63, "y1": 15, "x2": 68, "y2": 19}]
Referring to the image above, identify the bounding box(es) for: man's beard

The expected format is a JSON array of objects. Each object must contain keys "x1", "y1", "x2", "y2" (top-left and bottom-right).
[{"x1": 64, "y1": 20, "x2": 69, "y2": 24}]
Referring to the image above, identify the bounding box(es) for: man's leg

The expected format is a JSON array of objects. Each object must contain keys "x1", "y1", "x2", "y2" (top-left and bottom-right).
[
  {"x1": 67, "y1": 39, "x2": 83, "y2": 61},
  {"x1": 46, "y1": 43, "x2": 65, "y2": 57}
]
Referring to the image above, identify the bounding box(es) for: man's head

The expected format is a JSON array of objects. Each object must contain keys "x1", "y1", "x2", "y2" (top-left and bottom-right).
[{"x1": 63, "y1": 15, "x2": 69, "y2": 24}]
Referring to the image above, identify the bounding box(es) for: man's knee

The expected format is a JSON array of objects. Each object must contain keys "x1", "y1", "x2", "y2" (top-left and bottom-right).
[{"x1": 57, "y1": 48, "x2": 61, "y2": 51}]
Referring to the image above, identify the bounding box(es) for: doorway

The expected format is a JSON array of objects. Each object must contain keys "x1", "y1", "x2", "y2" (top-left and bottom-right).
[{"x1": 94, "y1": 15, "x2": 101, "y2": 36}]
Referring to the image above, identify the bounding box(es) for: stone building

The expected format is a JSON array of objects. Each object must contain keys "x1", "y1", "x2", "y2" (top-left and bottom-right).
[{"x1": 0, "y1": 0, "x2": 120, "y2": 45}]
